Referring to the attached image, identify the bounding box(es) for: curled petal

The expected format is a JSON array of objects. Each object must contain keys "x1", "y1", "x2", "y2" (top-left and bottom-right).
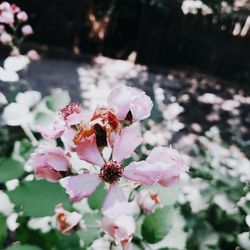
[
  {"x1": 112, "y1": 125, "x2": 142, "y2": 162},
  {"x1": 102, "y1": 184, "x2": 127, "y2": 212},
  {"x1": 76, "y1": 136, "x2": 104, "y2": 166},
  {"x1": 60, "y1": 174, "x2": 102, "y2": 201},
  {"x1": 35, "y1": 167, "x2": 62, "y2": 182},
  {"x1": 123, "y1": 161, "x2": 162, "y2": 185}
]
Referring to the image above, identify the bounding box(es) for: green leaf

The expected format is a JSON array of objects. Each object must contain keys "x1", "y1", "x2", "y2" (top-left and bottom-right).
[
  {"x1": 0, "y1": 158, "x2": 24, "y2": 183},
  {"x1": 0, "y1": 214, "x2": 7, "y2": 246},
  {"x1": 5, "y1": 245, "x2": 42, "y2": 250},
  {"x1": 141, "y1": 206, "x2": 174, "y2": 244},
  {"x1": 8, "y1": 180, "x2": 71, "y2": 217},
  {"x1": 45, "y1": 91, "x2": 70, "y2": 112},
  {"x1": 34, "y1": 112, "x2": 55, "y2": 127},
  {"x1": 78, "y1": 212, "x2": 102, "y2": 249},
  {"x1": 87, "y1": 183, "x2": 106, "y2": 210}
]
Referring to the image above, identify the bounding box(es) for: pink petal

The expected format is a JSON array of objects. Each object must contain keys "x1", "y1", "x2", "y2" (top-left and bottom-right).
[
  {"x1": 46, "y1": 148, "x2": 68, "y2": 171},
  {"x1": 35, "y1": 167, "x2": 62, "y2": 182},
  {"x1": 112, "y1": 125, "x2": 142, "y2": 161},
  {"x1": 76, "y1": 136, "x2": 104, "y2": 166},
  {"x1": 129, "y1": 94, "x2": 153, "y2": 122},
  {"x1": 102, "y1": 184, "x2": 127, "y2": 211},
  {"x1": 66, "y1": 112, "x2": 89, "y2": 127},
  {"x1": 60, "y1": 174, "x2": 102, "y2": 201},
  {"x1": 107, "y1": 85, "x2": 131, "y2": 120},
  {"x1": 158, "y1": 175, "x2": 180, "y2": 187},
  {"x1": 123, "y1": 161, "x2": 162, "y2": 185}
]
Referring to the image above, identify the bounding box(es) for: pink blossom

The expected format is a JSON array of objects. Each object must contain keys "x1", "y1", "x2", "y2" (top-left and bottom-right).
[
  {"x1": 138, "y1": 189, "x2": 160, "y2": 213},
  {"x1": 0, "y1": 11, "x2": 14, "y2": 24},
  {"x1": 107, "y1": 85, "x2": 153, "y2": 122},
  {"x1": 101, "y1": 200, "x2": 135, "y2": 248},
  {"x1": 123, "y1": 146, "x2": 188, "y2": 186},
  {"x1": 17, "y1": 11, "x2": 28, "y2": 22},
  {"x1": 28, "y1": 146, "x2": 69, "y2": 182},
  {"x1": 27, "y1": 50, "x2": 40, "y2": 61},
  {"x1": 0, "y1": 32, "x2": 12, "y2": 45},
  {"x1": 60, "y1": 125, "x2": 142, "y2": 203},
  {"x1": 55, "y1": 204, "x2": 82, "y2": 235},
  {"x1": 0, "y1": 25, "x2": 5, "y2": 34},
  {"x1": 21, "y1": 25, "x2": 33, "y2": 36}
]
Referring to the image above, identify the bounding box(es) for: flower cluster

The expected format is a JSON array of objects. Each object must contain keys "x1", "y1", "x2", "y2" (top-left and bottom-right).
[
  {"x1": 0, "y1": 1, "x2": 33, "y2": 50},
  {"x1": 28, "y1": 85, "x2": 188, "y2": 249}
]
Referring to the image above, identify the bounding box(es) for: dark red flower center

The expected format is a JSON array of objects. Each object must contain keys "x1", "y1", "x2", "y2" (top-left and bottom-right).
[{"x1": 99, "y1": 160, "x2": 123, "y2": 184}]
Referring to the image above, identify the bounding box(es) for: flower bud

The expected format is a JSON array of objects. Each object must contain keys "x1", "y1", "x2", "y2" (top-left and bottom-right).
[
  {"x1": 21, "y1": 25, "x2": 33, "y2": 36},
  {"x1": 17, "y1": 11, "x2": 28, "y2": 22},
  {"x1": 0, "y1": 32, "x2": 12, "y2": 45},
  {"x1": 138, "y1": 190, "x2": 160, "y2": 213},
  {"x1": 55, "y1": 204, "x2": 82, "y2": 235}
]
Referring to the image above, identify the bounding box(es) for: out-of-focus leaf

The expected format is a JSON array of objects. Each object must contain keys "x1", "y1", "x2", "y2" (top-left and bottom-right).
[
  {"x1": 55, "y1": 231, "x2": 80, "y2": 250},
  {"x1": 0, "y1": 213, "x2": 7, "y2": 246},
  {"x1": 87, "y1": 183, "x2": 106, "y2": 210},
  {"x1": 34, "y1": 112, "x2": 55, "y2": 127},
  {"x1": 8, "y1": 180, "x2": 71, "y2": 217},
  {"x1": 141, "y1": 206, "x2": 174, "y2": 243},
  {"x1": 5, "y1": 245, "x2": 42, "y2": 250},
  {"x1": 78, "y1": 212, "x2": 102, "y2": 249},
  {"x1": 45, "y1": 91, "x2": 70, "y2": 112},
  {"x1": 0, "y1": 158, "x2": 24, "y2": 182}
]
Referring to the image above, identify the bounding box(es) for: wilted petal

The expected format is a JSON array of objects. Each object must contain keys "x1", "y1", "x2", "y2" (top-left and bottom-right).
[
  {"x1": 60, "y1": 174, "x2": 102, "y2": 201},
  {"x1": 112, "y1": 125, "x2": 142, "y2": 161},
  {"x1": 35, "y1": 166, "x2": 62, "y2": 182},
  {"x1": 123, "y1": 161, "x2": 162, "y2": 185},
  {"x1": 76, "y1": 136, "x2": 104, "y2": 166},
  {"x1": 102, "y1": 184, "x2": 127, "y2": 211}
]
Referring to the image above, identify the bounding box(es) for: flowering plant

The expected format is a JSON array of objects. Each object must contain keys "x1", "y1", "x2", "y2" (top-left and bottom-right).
[{"x1": 26, "y1": 85, "x2": 188, "y2": 249}]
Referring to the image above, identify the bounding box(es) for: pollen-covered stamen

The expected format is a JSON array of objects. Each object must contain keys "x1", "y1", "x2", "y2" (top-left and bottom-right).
[
  {"x1": 99, "y1": 161, "x2": 123, "y2": 184},
  {"x1": 59, "y1": 103, "x2": 81, "y2": 121}
]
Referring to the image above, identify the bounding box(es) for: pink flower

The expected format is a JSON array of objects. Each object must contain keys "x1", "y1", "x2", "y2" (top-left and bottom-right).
[
  {"x1": 60, "y1": 125, "x2": 142, "y2": 204},
  {"x1": 107, "y1": 85, "x2": 153, "y2": 122},
  {"x1": 27, "y1": 50, "x2": 40, "y2": 61},
  {"x1": 138, "y1": 189, "x2": 160, "y2": 213},
  {"x1": 17, "y1": 11, "x2": 28, "y2": 22},
  {"x1": 28, "y1": 146, "x2": 69, "y2": 182},
  {"x1": 55, "y1": 204, "x2": 82, "y2": 235},
  {"x1": 21, "y1": 25, "x2": 33, "y2": 36},
  {"x1": 0, "y1": 11, "x2": 14, "y2": 24},
  {"x1": 123, "y1": 146, "x2": 188, "y2": 186},
  {"x1": 0, "y1": 25, "x2": 5, "y2": 34},
  {"x1": 0, "y1": 32, "x2": 12, "y2": 45},
  {"x1": 101, "y1": 200, "x2": 135, "y2": 248}
]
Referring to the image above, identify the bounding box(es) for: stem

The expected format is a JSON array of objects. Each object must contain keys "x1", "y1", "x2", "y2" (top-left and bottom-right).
[
  {"x1": 21, "y1": 124, "x2": 38, "y2": 146},
  {"x1": 128, "y1": 184, "x2": 142, "y2": 201}
]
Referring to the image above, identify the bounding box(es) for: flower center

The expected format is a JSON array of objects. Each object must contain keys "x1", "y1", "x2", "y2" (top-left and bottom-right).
[
  {"x1": 59, "y1": 103, "x2": 80, "y2": 120},
  {"x1": 99, "y1": 160, "x2": 123, "y2": 184}
]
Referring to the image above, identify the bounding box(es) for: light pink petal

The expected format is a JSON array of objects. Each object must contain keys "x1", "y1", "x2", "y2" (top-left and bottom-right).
[
  {"x1": 123, "y1": 161, "x2": 162, "y2": 185},
  {"x1": 147, "y1": 147, "x2": 188, "y2": 171},
  {"x1": 107, "y1": 85, "x2": 131, "y2": 120},
  {"x1": 60, "y1": 174, "x2": 102, "y2": 201},
  {"x1": 76, "y1": 136, "x2": 104, "y2": 166},
  {"x1": 35, "y1": 166, "x2": 62, "y2": 182},
  {"x1": 158, "y1": 175, "x2": 180, "y2": 187},
  {"x1": 46, "y1": 149, "x2": 68, "y2": 171},
  {"x1": 112, "y1": 125, "x2": 142, "y2": 161},
  {"x1": 129, "y1": 94, "x2": 153, "y2": 122},
  {"x1": 102, "y1": 184, "x2": 127, "y2": 211},
  {"x1": 66, "y1": 112, "x2": 89, "y2": 127},
  {"x1": 37, "y1": 125, "x2": 64, "y2": 140}
]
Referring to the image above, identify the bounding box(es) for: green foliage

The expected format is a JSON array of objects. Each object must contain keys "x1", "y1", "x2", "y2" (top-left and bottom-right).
[
  {"x1": 0, "y1": 214, "x2": 7, "y2": 247},
  {"x1": 5, "y1": 245, "x2": 42, "y2": 250},
  {"x1": 0, "y1": 158, "x2": 24, "y2": 183},
  {"x1": 78, "y1": 212, "x2": 102, "y2": 249},
  {"x1": 87, "y1": 183, "x2": 106, "y2": 210},
  {"x1": 8, "y1": 180, "x2": 72, "y2": 217},
  {"x1": 45, "y1": 91, "x2": 70, "y2": 112},
  {"x1": 141, "y1": 206, "x2": 174, "y2": 243}
]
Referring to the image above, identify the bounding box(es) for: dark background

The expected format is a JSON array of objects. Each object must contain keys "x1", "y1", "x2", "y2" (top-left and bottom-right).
[{"x1": 3, "y1": 0, "x2": 250, "y2": 82}]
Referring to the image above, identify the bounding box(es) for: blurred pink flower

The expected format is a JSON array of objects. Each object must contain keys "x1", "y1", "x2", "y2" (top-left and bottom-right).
[
  {"x1": 17, "y1": 11, "x2": 28, "y2": 22},
  {"x1": 55, "y1": 204, "x2": 82, "y2": 235},
  {"x1": 107, "y1": 85, "x2": 153, "y2": 122},
  {"x1": 0, "y1": 11, "x2": 14, "y2": 24},
  {"x1": 123, "y1": 146, "x2": 188, "y2": 186},
  {"x1": 21, "y1": 24, "x2": 33, "y2": 36},
  {"x1": 138, "y1": 189, "x2": 160, "y2": 213},
  {"x1": 27, "y1": 50, "x2": 40, "y2": 61},
  {"x1": 28, "y1": 147, "x2": 69, "y2": 182},
  {"x1": 0, "y1": 25, "x2": 5, "y2": 34},
  {"x1": 0, "y1": 32, "x2": 12, "y2": 45},
  {"x1": 101, "y1": 200, "x2": 135, "y2": 249}
]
